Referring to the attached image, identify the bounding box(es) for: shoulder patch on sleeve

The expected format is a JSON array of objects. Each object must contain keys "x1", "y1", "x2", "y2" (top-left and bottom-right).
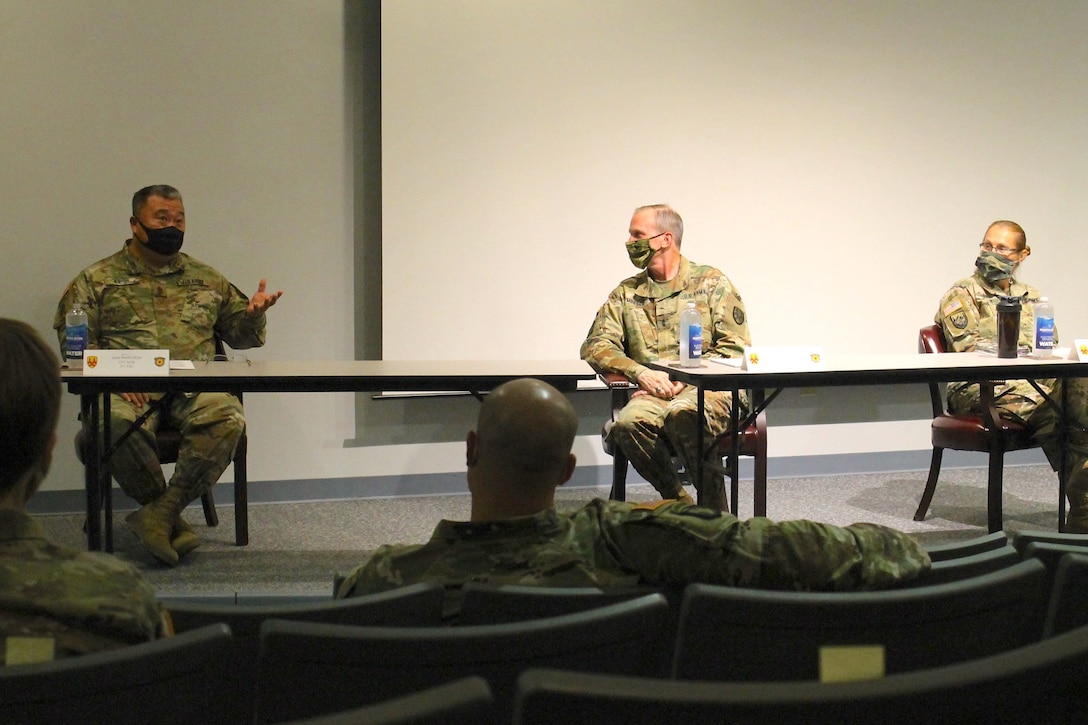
[
  {"x1": 949, "y1": 311, "x2": 968, "y2": 330},
  {"x1": 942, "y1": 299, "x2": 962, "y2": 316},
  {"x1": 732, "y1": 307, "x2": 745, "y2": 325}
]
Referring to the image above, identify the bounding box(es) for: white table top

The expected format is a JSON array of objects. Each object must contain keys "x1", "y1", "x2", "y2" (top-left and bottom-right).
[
  {"x1": 649, "y1": 352, "x2": 1088, "y2": 390},
  {"x1": 61, "y1": 359, "x2": 596, "y2": 394}
]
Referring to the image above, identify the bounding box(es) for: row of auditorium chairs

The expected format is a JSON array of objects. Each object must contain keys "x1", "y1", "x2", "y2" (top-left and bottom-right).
[{"x1": 3, "y1": 529, "x2": 1088, "y2": 723}]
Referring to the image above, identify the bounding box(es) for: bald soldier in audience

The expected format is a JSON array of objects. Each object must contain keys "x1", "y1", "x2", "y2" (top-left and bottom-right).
[
  {"x1": 0, "y1": 319, "x2": 168, "y2": 664},
  {"x1": 336, "y1": 378, "x2": 930, "y2": 620}
]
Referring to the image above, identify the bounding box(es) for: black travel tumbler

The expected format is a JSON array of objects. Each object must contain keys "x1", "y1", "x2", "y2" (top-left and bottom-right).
[{"x1": 996, "y1": 295, "x2": 1022, "y2": 358}]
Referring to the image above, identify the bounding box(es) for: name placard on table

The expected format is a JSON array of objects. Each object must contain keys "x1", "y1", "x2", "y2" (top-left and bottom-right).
[
  {"x1": 83, "y1": 349, "x2": 170, "y2": 376},
  {"x1": 740, "y1": 346, "x2": 825, "y2": 372}
]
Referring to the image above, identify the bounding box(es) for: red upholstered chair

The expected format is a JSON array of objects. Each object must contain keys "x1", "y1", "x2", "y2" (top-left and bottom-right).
[
  {"x1": 913, "y1": 324, "x2": 1041, "y2": 532},
  {"x1": 599, "y1": 373, "x2": 768, "y2": 516}
]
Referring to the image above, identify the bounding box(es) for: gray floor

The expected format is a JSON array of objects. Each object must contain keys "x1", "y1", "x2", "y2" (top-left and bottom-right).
[{"x1": 34, "y1": 462, "x2": 1066, "y2": 598}]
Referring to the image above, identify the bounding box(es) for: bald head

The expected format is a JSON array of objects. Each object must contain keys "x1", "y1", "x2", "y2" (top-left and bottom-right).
[{"x1": 475, "y1": 378, "x2": 578, "y2": 476}]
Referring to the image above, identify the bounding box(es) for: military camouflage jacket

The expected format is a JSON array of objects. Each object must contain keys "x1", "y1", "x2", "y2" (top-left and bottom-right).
[
  {"x1": 53, "y1": 241, "x2": 265, "y2": 360},
  {"x1": 336, "y1": 499, "x2": 930, "y2": 619},
  {"x1": 580, "y1": 257, "x2": 750, "y2": 383},
  {"x1": 0, "y1": 509, "x2": 167, "y2": 663},
  {"x1": 936, "y1": 271, "x2": 1048, "y2": 398}
]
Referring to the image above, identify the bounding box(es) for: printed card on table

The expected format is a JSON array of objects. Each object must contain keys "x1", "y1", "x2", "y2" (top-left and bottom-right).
[
  {"x1": 83, "y1": 349, "x2": 171, "y2": 376},
  {"x1": 742, "y1": 346, "x2": 825, "y2": 372}
]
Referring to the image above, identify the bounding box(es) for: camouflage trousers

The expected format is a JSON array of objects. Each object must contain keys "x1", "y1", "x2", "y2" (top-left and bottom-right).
[
  {"x1": 948, "y1": 377, "x2": 1088, "y2": 526},
  {"x1": 103, "y1": 392, "x2": 245, "y2": 507},
  {"x1": 608, "y1": 386, "x2": 744, "y2": 499}
]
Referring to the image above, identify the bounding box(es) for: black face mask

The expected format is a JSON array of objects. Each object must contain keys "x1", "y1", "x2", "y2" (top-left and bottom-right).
[{"x1": 137, "y1": 220, "x2": 184, "y2": 256}]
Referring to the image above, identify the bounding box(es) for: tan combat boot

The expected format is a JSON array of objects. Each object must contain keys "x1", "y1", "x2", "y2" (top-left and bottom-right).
[
  {"x1": 172, "y1": 517, "x2": 202, "y2": 558},
  {"x1": 126, "y1": 486, "x2": 186, "y2": 565}
]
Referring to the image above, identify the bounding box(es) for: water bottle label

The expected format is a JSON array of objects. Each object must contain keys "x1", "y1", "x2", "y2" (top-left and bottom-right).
[
  {"x1": 66, "y1": 325, "x2": 88, "y2": 360},
  {"x1": 1036, "y1": 319, "x2": 1055, "y2": 350},
  {"x1": 688, "y1": 323, "x2": 702, "y2": 358}
]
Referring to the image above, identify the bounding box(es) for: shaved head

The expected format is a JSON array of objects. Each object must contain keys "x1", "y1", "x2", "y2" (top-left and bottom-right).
[
  {"x1": 476, "y1": 378, "x2": 578, "y2": 475},
  {"x1": 467, "y1": 378, "x2": 579, "y2": 520}
]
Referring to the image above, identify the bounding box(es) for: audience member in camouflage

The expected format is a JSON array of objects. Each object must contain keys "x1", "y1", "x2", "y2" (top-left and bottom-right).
[
  {"x1": 936, "y1": 220, "x2": 1088, "y2": 532},
  {"x1": 580, "y1": 204, "x2": 750, "y2": 510},
  {"x1": 0, "y1": 319, "x2": 168, "y2": 664},
  {"x1": 53, "y1": 185, "x2": 283, "y2": 565},
  {"x1": 336, "y1": 378, "x2": 930, "y2": 620}
]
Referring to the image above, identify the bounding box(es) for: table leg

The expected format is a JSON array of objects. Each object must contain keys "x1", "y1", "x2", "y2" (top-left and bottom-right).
[
  {"x1": 103, "y1": 393, "x2": 113, "y2": 552},
  {"x1": 695, "y1": 386, "x2": 705, "y2": 507},
  {"x1": 82, "y1": 394, "x2": 102, "y2": 551}
]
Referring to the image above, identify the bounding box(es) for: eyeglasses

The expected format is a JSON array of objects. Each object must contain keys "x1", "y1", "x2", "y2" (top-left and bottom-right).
[{"x1": 979, "y1": 242, "x2": 1022, "y2": 255}]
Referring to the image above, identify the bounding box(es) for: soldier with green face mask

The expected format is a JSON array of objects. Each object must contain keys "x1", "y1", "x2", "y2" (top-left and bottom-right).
[
  {"x1": 935, "y1": 220, "x2": 1088, "y2": 532},
  {"x1": 580, "y1": 204, "x2": 750, "y2": 511}
]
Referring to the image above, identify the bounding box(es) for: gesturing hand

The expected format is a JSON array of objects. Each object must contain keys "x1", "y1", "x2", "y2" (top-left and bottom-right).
[{"x1": 246, "y1": 278, "x2": 284, "y2": 317}]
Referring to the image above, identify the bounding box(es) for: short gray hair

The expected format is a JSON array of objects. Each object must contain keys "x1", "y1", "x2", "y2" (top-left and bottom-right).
[{"x1": 635, "y1": 204, "x2": 684, "y2": 247}]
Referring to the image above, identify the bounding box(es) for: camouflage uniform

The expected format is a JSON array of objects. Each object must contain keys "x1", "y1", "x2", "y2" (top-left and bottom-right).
[
  {"x1": 0, "y1": 509, "x2": 167, "y2": 662},
  {"x1": 335, "y1": 499, "x2": 930, "y2": 620},
  {"x1": 580, "y1": 256, "x2": 750, "y2": 500},
  {"x1": 53, "y1": 241, "x2": 263, "y2": 508},
  {"x1": 936, "y1": 271, "x2": 1088, "y2": 529}
]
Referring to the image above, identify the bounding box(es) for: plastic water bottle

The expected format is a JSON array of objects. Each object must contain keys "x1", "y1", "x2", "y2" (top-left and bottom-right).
[
  {"x1": 1034, "y1": 297, "x2": 1055, "y2": 358},
  {"x1": 65, "y1": 303, "x2": 88, "y2": 369},
  {"x1": 679, "y1": 301, "x2": 702, "y2": 368}
]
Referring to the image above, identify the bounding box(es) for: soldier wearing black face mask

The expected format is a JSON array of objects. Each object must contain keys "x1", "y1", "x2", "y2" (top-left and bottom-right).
[
  {"x1": 53, "y1": 184, "x2": 284, "y2": 565},
  {"x1": 935, "y1": 220, "x2": 1088, "y2": 532}
]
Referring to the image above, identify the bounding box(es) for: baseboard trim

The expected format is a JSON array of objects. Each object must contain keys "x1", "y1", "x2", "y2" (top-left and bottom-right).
[{"x1": 28, "y1": 448, "x2": 1049, "y2": 516}]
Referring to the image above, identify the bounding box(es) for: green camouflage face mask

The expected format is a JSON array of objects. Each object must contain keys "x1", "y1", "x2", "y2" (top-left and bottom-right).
[
  {"x1": 975, "y1": 251, "x2": 1016, "y2": 283},
  {"x1": 625, "y1": 232, "x2": 665, "y2": 269}
]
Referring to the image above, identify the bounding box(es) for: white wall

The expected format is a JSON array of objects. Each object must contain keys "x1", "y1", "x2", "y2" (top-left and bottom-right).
[
  {"x1": 383, "y1": 0, "x2": 1088, "y2": 361},
  {"x1": 1, "y1": 1, "x2": 357, "y2": 493},
  {"x1": 7, "y1": 1, "x2": 1082, "y2": 498}
]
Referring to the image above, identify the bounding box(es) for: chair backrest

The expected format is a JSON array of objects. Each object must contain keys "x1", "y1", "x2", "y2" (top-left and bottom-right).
[
  {"x1": 514, "y1": 623, "x2": 1088, "y2": 725},
  {"x1": 924, "y1": 530, "x2": 1010, "y2": 562},
  {"x1": 167, "y1": 582, "x2": 445, "y2": 723},
  {"x1": 1044, "y1": 552, "x2": 1088, "y2": 638},
  {"x1": 253, "y1": 593, "x2": 673, "y2": 724},
  {"x1": 1011, "y1": 529, "x2": 1088, "y2": 555},
  {"x1": 167, "y1": 581, "x2": 445, "y2": 635},
  {"x1": 672, "y1": 559, "x2": 1049, "y2": 682},
  {"x1": 285, "y1": 677, "x2": 495, "y2": 725},
  {"x1": 0, "y1": 623, "x2": 233, "y2": 724},
  {"x1": 919, "y1": 323, "x2": 948, "y2": 416},
  {"x1": 456, "y1": 582, "x2": 670, "y2": 626},
  {"x1": 901, "y1": 545, "x2": 1021, "y2": 587}
]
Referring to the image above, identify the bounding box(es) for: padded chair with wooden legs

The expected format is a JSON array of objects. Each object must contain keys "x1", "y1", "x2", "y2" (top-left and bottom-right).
[
  {"x1": 599, "y1": 373, "x2": 768, "y2": 516},
  {"x1": 913, "y1": 324, "x2": 1041, "y2": 533},
  {"x1": 75, "y1": 396, "x2": 250, "y2": 548}
]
